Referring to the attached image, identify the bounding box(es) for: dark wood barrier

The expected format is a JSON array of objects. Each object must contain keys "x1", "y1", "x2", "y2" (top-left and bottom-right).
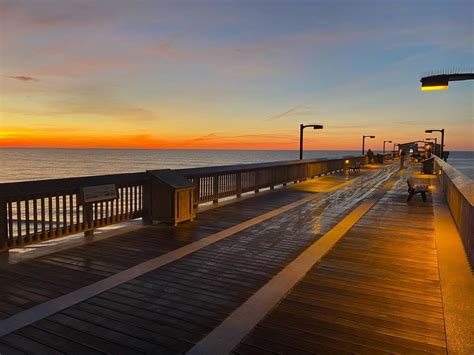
[
  {"x1": 0, "y1": 173, "x2": 148, "y2": 251},
  {"x1": 0, "y1": 155, "x2": 367, "y2": 251},
  {"x1": 177, "y1": 156, "x2": 367, "y2": 204},
  {"x1": 434, "y1": 156, "x2": 474, "y2": 266}
]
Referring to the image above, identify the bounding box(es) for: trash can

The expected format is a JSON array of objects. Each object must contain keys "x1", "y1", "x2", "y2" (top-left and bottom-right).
[
  {"x1": 374, "y1": 154, "x2": 385, "y2": 164},
  {"x1": 147, "y1": 169, "x2": 196, "y2": 226},
  {"x1": 421, "y1": 157, "x2": 434, "y2": 175}
]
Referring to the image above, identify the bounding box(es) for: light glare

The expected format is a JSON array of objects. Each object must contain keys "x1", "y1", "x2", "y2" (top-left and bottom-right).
[{"x1": 421, "y1": 85, "x2": 448, "y2": 91}]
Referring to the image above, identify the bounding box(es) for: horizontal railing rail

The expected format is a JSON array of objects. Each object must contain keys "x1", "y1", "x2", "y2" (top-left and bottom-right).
[
  {"x1": 177, "y1": 156, "x2": 368, "y2": 204},
  {"x1": 433, "y1": 156, "x2": 474, "y2": 267},
  {"x1": 0, "y1": 173, "x2": 148, "y2": 250},
  {"x1": 0, "y1": 155, "x2": 368, "y2": 251}
]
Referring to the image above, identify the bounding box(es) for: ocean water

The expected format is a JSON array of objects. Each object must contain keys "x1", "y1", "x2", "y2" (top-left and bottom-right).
[
  {"x1": 0, "y1": 148, "x2": 472, "y2": 183},
  {"x1": 445, "y1": 151, "x2": 474, "y2": 179}
]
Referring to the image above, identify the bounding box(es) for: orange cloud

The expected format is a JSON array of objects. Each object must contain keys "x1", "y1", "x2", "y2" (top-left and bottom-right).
[
  {"x1": 0, "y1": 127, "x2": 360, "y2": 150},
  {"x1": 8, "y1": 75, "x2": 39, "y2": 82}
]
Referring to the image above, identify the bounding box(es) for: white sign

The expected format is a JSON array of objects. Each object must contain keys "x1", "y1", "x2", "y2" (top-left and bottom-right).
[{"x1": 81, "y1": 184, "x2": 117, "y2": 204}]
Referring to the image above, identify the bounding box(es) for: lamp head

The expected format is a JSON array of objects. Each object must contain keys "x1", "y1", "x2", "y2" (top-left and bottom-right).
[
  {"x1": 313, "y1": 124, "x2": 323, "y2": 130},
  {"x1": 421, "y1": 75, "x2": 449, "y2": 91},
  {"x1": 425, "y1": 130, "x2": 433, "y2": 133},
  {"x1": 370, "y1": 136, "x2": 375, "y2": 138}
]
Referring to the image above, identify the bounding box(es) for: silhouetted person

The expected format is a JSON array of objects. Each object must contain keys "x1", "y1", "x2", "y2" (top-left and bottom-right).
[
  {"x1": 400, "y1": 150, "x2": 406, "y2": 168},
  {"x1": 367, "y1": 149, "x2": 374, "y2": 164},
  {"x1": 426, "y1": 147, "x2": 432, "y2": 159}
]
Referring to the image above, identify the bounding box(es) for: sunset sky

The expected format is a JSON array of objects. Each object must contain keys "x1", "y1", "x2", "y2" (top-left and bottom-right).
[{"x1": 1, "y1": 0, "x2": 472, "y2": 150}]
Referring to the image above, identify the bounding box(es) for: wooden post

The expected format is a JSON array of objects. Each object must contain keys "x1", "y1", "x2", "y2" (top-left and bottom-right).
[
  {"x1": 195, "y1": 176, "x2": 201, "y2": 206},
  {"x1": 254, "y1": 171, "x2": 260, "y2": 193},
  {"x1": 83, "y1": 203, "x2": 94, "y2": 237},
  {"x1": 236, "y1": 172, "x2": 242, "y2": 198},
  {"x1": 0, "y1": 198, "x2": 8, "y2": 253},
  {"x1": 213, "y1": 175, "x2": 219, "y2": 204},
  {"x1": 142, "y1": 179, "x2": 152, "y2": 224}
]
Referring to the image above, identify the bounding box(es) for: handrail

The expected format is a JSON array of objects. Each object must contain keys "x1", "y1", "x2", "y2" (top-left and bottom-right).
[
  {"x1": 175, "y1": 157, "x2": 346, "y2": 175},
  {"x1": 0, "y1": 172, "x2": 148, "y2": 199},
  {"x1": 179, "y1": 156, "x2": 367, "y2": 204},
  {"x1": 0, "y1": 155, "x2": 368, "y2": 251},
  {"x1": 433, "y1": 156, "x2": 474, "y2": 266}
]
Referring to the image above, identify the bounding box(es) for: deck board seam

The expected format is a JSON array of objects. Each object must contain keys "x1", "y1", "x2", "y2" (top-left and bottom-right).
[{"x1": 0, "y1": 189, "x2": 332, "y2": 338}]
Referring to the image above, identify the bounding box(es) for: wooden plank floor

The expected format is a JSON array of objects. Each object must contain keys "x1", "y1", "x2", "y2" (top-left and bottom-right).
[
  {"x1": 0, "y1": 166, "x2": 399, "y2": 354},
  {"x1": 234, "y1": 168, "x2": 446, "y2": 354},
  {"x1": 0, "y1": 188, "x2": 313, "y2": 320}
]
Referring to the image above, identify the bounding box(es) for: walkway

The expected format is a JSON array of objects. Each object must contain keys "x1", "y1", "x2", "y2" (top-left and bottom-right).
[
  {"x1": 233, "y1": 169, "x2": 446, "y2": 354},
  {"x1": 0, "y1": 163, "x2": 470, "y2": 354}
]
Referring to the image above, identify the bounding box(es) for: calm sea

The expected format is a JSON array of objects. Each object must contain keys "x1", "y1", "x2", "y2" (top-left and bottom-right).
[{"x1": 0, "y1": 148, "x2": 472, "y2": 183}]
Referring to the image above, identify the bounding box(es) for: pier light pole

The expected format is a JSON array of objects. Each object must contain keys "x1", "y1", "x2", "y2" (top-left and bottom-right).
[
  {"x1": 420, "y1": 72, "x2": 474, "y2": 91},
  {"x1": 299, "y1": 124, "x2": 323, "y2": 160},
  {"x1": 426, "y1": 137, "x2": 438, "y2": 156},
  {"x1": 393, "y1": 143, "x2": 399, "y2": 153},
  {"x1": 383, "y1": 140, "x2": 392, "y2": 153},
  {"x1": 362, "y1": 135, "x2": 375, "y2": 155},
  {"x1": 425, "y1": 129, "x2": 444, "y2": 158}
]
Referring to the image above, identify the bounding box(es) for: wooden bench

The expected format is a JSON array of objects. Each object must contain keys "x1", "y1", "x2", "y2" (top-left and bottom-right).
[
  {"x1": 407, "y1": 178, "x2": 429, "y2": 202},
  {"x1": 348, "y1": 162, "x2": 361, "y2": 174}
]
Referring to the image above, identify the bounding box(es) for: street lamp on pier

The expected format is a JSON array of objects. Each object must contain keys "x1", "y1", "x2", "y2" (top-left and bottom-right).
[
  {"x1": 299, "y1": 124, "x2": 324, "y2": 160},
  {"x1": 420, "y1": 72, "x2": 474, "y2": 91},
  {"x1": 383, "y1": 140, "x2": 392, "y2": 153},
  {"x1": 425, "y1": 129, "x2": 445, "y2": 158},
  {"x1": 426, "y1": 137, "x2": 438, "y2": 156},
  {"x1": 362, "y1": 135, "x2": 375, "y2": 155}
]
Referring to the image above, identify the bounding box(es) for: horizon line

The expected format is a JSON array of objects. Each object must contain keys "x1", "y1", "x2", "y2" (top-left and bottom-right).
[{"x1": 1, "y1": 146, "x2": 472, "y2": 152}]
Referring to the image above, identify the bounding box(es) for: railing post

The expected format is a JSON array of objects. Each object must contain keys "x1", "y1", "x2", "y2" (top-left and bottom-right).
[
  {"x1": 254, "y1": 170, "x2": 260, "y2": 193},
  {"x1": 236, "y1": 172, "x2": 242, "y2": 197},
  {"x1": 0, "y1": 198, "x2": 8, "y2": 253},
  {"x1": 213, "y1": 175, "x2": 219, "y2": 204},
  {"x1": 195, "y1": 176, "x2": 201, "y2": 206},
  {"x1": 142, "y1": 178, "x2": 152, "y2": 224},
  {"x1": 269, "y1": 169, "x2": 275, "y2": 190},
  {"x1": 83, "y1": 203, "x2": 94, "y2": 237}
]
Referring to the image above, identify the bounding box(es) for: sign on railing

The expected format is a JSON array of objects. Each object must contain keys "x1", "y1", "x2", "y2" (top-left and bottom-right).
[{"x1": 80, "y1": 184, "x2": 118, "y2": 204}]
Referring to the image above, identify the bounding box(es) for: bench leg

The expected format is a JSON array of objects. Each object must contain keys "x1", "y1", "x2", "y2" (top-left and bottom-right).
[
  {"x1": 421, "y1": 192, "x2": 427, "y2": 202},
  {"x1": 407, "y1": 193, "x2": 414, "y2": 202}
]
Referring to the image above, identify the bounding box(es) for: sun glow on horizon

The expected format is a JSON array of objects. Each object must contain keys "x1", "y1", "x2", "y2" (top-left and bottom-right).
[{"x1": 1, "y1": 1, "x2": 472, "y2": 151}]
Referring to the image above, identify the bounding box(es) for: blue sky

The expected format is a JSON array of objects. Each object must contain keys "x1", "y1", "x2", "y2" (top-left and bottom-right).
[{"x1": 1, "y1": 0, "x2": 472, "y2": 150}]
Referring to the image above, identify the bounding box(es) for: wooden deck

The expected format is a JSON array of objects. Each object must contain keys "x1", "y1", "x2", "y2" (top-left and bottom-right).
[
  {"x1": 234, "y1": 170, "x2": 446, "y2": 354},
  {"x1": 0, "y1": 164, "x2": 471, "y2": 354}
]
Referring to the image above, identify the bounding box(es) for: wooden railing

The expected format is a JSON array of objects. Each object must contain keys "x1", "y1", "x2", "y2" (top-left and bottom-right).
[
  {"x1": 0, "y1": 173, "x2": 148, "y2": 250},
  {"x1": 0, "y1": 156, "x2": 367, "y2": 251},
  {"x1": 177, "y1": 156, "x2": 367, "y2": 204},
  {"x1": 434, "y1": 156, "x2": 474, "y2": 266}
]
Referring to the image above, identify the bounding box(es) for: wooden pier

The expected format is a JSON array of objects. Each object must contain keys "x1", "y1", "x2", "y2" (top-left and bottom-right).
[{"x1": 0, "y1": 157, "x2": 472, "y2": 354}]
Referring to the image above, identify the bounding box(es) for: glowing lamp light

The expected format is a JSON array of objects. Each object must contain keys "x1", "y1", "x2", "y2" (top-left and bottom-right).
[
  {"x1": 345, "y1": 160, "x2": 349, "y2": 164},
  {"x1": 420, "y1": 73, "x2": 474, "y2": 91},
  {"x1": 421, "y1": 85, "x2": 448, "y2": 91}
]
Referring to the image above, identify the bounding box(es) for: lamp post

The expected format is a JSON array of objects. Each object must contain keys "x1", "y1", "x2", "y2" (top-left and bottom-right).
[
  {"x1": 425, "y1": 129, "x2": 444, "y2": 158},
  {"x1": 420, "y1": 72, "x2": 474, "y2": 91},
  {"x1": 362, "y1": 135, "x2": 375, "y2": 155},
  {"x1": 299, "y1": 124, "x2": 324, "y2": 160},
  {"x1": 426, "y1": 137, "x2": 438, "y2": 156},
  {"x1": 383, "y1": 140, "x2": 392, "y2": 153},
  {"x1": 393, "y1": 143, "x2": 399, "y2": 153}
]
